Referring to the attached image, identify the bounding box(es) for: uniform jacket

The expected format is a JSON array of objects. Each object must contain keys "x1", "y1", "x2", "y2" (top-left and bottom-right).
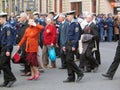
[
  {"x1": 0, "y1": 22, "x2": 15, "y2": 52},
  {"x1": 43, "y1": 24, "x2": 57, "y2": 45},
  {"x1": 18, "y1": 24, "x2": 44, "y2": 52},
  {"x1": 65, "y1": 21, "x2": 81, "y2": 48}
]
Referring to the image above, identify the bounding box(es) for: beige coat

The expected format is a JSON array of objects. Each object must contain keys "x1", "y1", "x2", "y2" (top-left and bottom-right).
[{"x1": 114, "y1": 19, "x2": 119, "y2": 35}]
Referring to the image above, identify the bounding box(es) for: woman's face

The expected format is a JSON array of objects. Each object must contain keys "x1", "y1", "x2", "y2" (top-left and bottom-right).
[
  {"x1": 28, "y1": 19, "x2": 34, "y2": 25},
  {"x1": 45, "y1": 18, "x2": 52, "y2": 25}
]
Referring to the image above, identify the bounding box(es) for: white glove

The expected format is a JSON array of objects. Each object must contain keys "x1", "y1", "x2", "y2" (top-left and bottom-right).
[{"x1": 32, "y1": 22, "x2": 36, "y2": 26}]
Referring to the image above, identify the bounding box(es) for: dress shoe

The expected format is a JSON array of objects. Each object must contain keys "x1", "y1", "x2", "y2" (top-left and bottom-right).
[
  {"x1": 34, "y1": 72, "x2": 40, "y2": 80},
  {"x1": 92, "y1": 67, "x2": 98, "y2": 72},
  {"x1": 21, "y1": 72, "x2": 31, "y2": 76},
  {"x1": 0, "y1": 82, "x2": 9, "y2": 87},
  {"x1": 43, "y1": 64, "x2": 48, "y2": 68},
  {"x1": 38, "y1": 69, "x2": 45, "y2": 73},
  {"x1": 28, "y1": 76, "x2": 35, "y2": 80},
  {"x1": 48, "y1": 65, "x2": 56, "y2": 69},
  {"x1": 59, "y1": 67, "x2": 66, "y2": 69},
  {"x1": 6, "y1": 79, "x2": 16, "y2": 87},
  {"x1": 20, "y1": 69, "x2": 25, "y2": 73},
  {"x1": 102, "y1": 73, "x2": 113, "y2": 80},
  {"x1": 63, "y1": 79, "x2": 75, "y2": 83},
  {"x1": 76, "y1": 74, "x2": 84, "y2": 82}
]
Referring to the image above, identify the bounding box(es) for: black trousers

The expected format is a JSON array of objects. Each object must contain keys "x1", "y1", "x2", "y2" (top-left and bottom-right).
[
  {"x1": 106, "y1": 40, "x2": 120, "y2": 78},
  {"x1": 60, "y1": 45, "x2": 67, "y2": 68},
  {"x1": 85, "y1": 41, "x2": 99, "y2": 69},
  {"x1": 66, "y1": 41, "x2": 83, "y2": 80},
  {"x1": 0, "y1": 46, "x2": 16, "y2": 82},
  {"x1": 20, "y1": 49, "x2": 30, "y2": 73},
  {"x1": 94, "y1": 39, "x2": 101, "y2": 65}
]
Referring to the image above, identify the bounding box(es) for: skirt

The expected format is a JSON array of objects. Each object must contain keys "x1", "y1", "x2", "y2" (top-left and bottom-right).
[{"x1": 26, "y1": 52, "x2": 39, "y2": 67}]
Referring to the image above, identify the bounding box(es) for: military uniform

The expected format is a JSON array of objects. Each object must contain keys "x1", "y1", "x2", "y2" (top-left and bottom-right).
[
  {"x1": 0, "y1": 12, "x2": 16, "y2": 87},
  {"x1": 63, "y1": 11, "x2": 84, "y2": 82},
  {"x1": 8, "y1": 16, "x2": 17, "y2": 45}
]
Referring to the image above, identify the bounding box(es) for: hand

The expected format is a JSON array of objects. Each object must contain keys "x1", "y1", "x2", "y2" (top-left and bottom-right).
[
  {"x1": 72, "y1": 47, "x2": 76, "y2": 51},
  {"x1": 17, "y1": 45, "x2": 20, "y2": 51},
  {"x1": 56, "y1": 43, "x2": 59, "y2": 48},
  {"x1": 51, "y1": 43, "x2": 54, "y2": 47},
  {"x1": 32, "y1": 22, "x2": 36, "y2": 26},
  {"x1": 6, "y1": 52, "x2": 10, "y2": 56},
  {"x1": 62, "y1": 46, "x2": 66, "y2": 52}
]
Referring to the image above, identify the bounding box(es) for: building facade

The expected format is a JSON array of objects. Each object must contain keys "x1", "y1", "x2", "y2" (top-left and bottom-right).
[
  {"x1": 38, "y1": 0, "x2": 117, "y2": 15},
  {"x1": 0, "y1": 0, "x2": 119, "y2": 15}
]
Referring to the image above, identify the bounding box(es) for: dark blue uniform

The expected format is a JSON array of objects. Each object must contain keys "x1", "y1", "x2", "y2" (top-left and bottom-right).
[
  {"x1": 0, "y1": 22, "x2": 16, "y2": 86},
  {"x1": 35, "y1": 18, "x2": 46, "y2": 48},
  {"x1": 64, "y1": 20, "x2": 84, "y2": 82},
  {"x1": 106, "y1": 17, "x2": 114, "y2": 42},
  {"x1": 9, "y1": 18, "x2": 17, "y2": 45},
  {"x1": 97, "y1": 17, "x2": 105, "y2": 42}
]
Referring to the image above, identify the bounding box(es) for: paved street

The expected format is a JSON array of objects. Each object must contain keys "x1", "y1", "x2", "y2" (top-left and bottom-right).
[{"x1": 0, "y1": 42, "x2": 120, "y2": 90}]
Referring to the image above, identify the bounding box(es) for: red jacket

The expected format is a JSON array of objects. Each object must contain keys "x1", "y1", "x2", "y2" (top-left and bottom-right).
[
  {"x1": 43, "y1": 24, "x2": 57, "y2": 45},
  {"x1": 18, "y1": 24, "x2": 44, "y2": 52}
]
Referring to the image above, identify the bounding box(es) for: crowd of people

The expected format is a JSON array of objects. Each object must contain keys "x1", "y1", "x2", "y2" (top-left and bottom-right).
[{"x1": 0, "y1": 9, "x2": 120, "y2": 88}]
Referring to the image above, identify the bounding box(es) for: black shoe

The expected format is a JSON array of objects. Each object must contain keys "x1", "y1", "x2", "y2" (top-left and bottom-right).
[
  {"x1": 102, "y1": 74, "x2": 113, "y2": 80},
  {"x1": 6, "y1": 79, "x2": 16, "y2": 87},
  {"x1": 63, "y1": 78, "x2": 75, "y2": 83},
  {"x1": 0, "y1": 82, "x2": 9, "y2": 87},
  {"x1": 76, "y1": 74, "x2": 84, "y2": 82},
  {"x1": 92, "y1": 67, "x2": 98, "y2": 72},
  {"x1": 85, "y1": 69, "x2": 91, "y2": 73},
  {"x1": 20, "y1": 69, "x2": 25, "y2": 73},
  {"x1": 59, "y1": 67, "x2": 66, "y2": 69}
]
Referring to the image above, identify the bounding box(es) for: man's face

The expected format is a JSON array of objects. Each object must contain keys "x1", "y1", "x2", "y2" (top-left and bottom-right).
[
  {"x1": 19, "y1": 16, "x2": 26, "y2": 22},
  {"x1": 67, "y1": 15, "x2": 72, "y2": 21},
  {"x1": 57, "y1": 16, "x2": 64, "y2": 22},
  {"x1": 0, "y1": 17, "x2": 4, "y2": 25},
  {"x1": 86, "y1": 16, "x2": 93, "y2": 23}
]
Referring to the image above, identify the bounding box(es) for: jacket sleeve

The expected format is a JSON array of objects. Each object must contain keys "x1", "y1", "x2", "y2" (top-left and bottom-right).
[
  {"x1": 51, "y1": 25, "x2": 57, "y2": 44},
  {"x1": 36, "y1": 24, "x2": 44, "y2": 32},
  {"x1": 6, "y1": 27, "x2": 14, "y2": 52}
]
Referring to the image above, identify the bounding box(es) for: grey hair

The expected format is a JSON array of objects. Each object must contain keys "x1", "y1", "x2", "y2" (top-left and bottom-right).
[
  {"x1": 59, "y1": 13, "x2": 65, "y2": 18},
  {"x1": 20, "y1": 12, "x2": 28, "y2": 19}
]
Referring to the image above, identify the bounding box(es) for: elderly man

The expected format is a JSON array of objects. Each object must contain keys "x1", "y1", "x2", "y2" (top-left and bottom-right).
[
  {"x1": 0, "y1": 12, "x2": 16, "y2": 87},
  {"x1": 17, "y1": 12, "x2": 31, "y2": 76},
  {"x1": 57, "y1": 13, "x2": 69, "y2": 69},
  {"x1": 79, "y1": 13, "x2": 99, "y2": 72}
]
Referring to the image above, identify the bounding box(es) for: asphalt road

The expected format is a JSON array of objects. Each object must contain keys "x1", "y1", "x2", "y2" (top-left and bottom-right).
[{"x1": 0, "y1": 42, "x2": 120, "y2": 90}]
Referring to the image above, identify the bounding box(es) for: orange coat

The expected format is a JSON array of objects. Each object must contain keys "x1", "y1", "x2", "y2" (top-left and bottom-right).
[{"x1": 18, "y1": 24, "x2": 44, "y2": 52}]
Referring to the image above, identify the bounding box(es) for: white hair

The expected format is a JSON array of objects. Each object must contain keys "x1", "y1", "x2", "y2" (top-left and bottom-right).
[
  {"x1": 59, "y1": 13, "x2": 65, "y2": 18},
  {"x1": 83, "y1": 11, "x2": 93, "y2": 18},
  {"x1": 20, "y1": 12, "x2": 28, "y2": 19}
]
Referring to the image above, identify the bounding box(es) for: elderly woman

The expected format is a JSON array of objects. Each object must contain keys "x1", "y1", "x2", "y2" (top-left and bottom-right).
[
  {"x1": 18, "y1": 14, "x2": 44, "y2": 80},
  {"x1": 42, "y1": 17, "x2": 57, "y2": 68}
]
